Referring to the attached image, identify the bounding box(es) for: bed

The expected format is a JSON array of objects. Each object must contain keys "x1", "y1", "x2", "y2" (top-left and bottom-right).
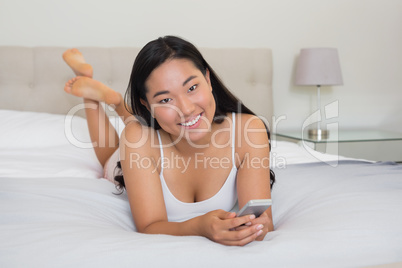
[{"x1": 1, "y1": 46, "x2": 401, "y2": 267}]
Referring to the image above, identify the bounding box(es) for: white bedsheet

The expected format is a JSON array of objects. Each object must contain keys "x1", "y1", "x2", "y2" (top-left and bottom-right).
[{"x1": 1, "y1": 110, "x2": 402, "y2": 267}]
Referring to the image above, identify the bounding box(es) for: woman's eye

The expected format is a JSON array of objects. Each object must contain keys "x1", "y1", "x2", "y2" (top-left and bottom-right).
[
  {"x1": 159, "y1": 98, "x2": 171, "y2": 104},
  {"x1": 188, "y1": 85, "x2": 197, "y2": 92}
]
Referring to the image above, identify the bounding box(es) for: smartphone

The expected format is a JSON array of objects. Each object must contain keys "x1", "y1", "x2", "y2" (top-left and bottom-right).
[{"x1": 237, "y1": 199, "x2": 272, "y2": 217}]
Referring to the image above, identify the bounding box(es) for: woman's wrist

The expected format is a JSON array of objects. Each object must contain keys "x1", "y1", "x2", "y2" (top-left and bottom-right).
[{"x1": 185, "y1": 214, "x2": 206, "y2": 237}]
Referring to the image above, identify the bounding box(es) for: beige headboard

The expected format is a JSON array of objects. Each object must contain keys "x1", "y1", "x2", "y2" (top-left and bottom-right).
[{"x1": 0, "y1": 46, "x2": 273, "y2": 123}]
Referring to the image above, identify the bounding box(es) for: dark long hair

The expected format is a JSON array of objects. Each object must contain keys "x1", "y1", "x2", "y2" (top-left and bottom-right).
[{"x1": 114, "y1": 36, "x2": 275, "y2": 191}]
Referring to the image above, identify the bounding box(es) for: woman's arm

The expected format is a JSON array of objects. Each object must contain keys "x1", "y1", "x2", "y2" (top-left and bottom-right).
[
  {"x1": 143, "y1": 210, "x2": 262, "y2": 246},
  {"x1": 119, "y1": 121, "x2": 262, "y2": 246},
  {"x1": 119, "y1": 121, "x2": 168, "y2": 232},
  {"x1": 235, "y1": 114, "x2": 274, "y2": 240}
]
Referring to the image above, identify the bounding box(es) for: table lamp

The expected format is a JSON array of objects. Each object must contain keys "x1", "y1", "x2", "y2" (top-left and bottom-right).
[{"x1": 295, "y1": 48, "x2": 343, "y2": 139}]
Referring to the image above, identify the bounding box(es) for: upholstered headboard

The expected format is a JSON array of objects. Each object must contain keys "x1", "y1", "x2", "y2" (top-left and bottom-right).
[{"x1": 0, "y1": 47, "x2": 273, "y2": 122}]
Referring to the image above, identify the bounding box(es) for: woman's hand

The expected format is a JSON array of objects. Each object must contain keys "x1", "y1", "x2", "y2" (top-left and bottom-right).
[
  {"x1": 233, "y1": 211, "x2": 273, "y2": 241},
  {"x1": 197, "y1": 209, "x2": 264, "y2": 246}
]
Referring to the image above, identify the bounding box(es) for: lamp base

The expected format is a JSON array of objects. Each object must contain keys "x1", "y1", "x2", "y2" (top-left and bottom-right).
[{"x1": 308, "y1": 129, "x2": 329, "y2": 140}]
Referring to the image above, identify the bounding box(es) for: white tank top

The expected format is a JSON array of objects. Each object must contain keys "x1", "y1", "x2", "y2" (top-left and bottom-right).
[{"x1": 156, "y1": 113, "x2": 238, "y2": 222}]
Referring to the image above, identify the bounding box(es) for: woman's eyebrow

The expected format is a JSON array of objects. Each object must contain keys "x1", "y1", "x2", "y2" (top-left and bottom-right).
[
  {"x1": 153, "y1": 90, "x2": 170, "y2": 98},
  {"x1": 182, "y1": 75, "x2": 197, "y2": 86}
]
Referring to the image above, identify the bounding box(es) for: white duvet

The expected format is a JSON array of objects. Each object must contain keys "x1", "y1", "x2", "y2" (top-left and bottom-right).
[{"x1": 1, "y1": 110, "x2": 402, "y2": 268}]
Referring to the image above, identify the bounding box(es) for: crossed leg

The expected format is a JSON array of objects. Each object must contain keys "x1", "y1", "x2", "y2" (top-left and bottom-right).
[{"x1": 63, "y1": 48, "x2": 131, "y2": 167}]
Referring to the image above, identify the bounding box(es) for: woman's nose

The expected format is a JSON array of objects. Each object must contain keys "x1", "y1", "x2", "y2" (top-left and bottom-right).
[{"x1": 177, "y1": 95, "x2": 195, "y2": 116}]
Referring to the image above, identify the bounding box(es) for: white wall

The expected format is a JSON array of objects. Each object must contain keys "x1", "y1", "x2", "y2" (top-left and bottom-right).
[{"x1": 1, "y1": 0, "x2": 401, "y2": 133}]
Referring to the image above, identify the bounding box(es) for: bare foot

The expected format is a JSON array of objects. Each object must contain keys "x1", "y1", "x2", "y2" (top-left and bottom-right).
[
  {"x1": 62, "y1": 48, "x2": 93, "y2": 78},
  {"x1": 64, "y1": 76, "x2": 121, "y2": 105}
]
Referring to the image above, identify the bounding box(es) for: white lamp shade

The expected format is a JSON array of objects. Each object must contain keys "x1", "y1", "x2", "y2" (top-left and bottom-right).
[{"x1": 295, "y1": 48, "x2": 343, "y2": 86}]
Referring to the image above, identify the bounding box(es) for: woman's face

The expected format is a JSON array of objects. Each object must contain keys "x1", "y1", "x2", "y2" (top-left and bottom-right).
[{"x1": 143, "y1": 58, "x2": 216, "y2": 143}]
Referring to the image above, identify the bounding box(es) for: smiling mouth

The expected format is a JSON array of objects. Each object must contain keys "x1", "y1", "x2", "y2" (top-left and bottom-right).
[{"x1": 179, "y1": 113, "x2": 202, "y2": 127}]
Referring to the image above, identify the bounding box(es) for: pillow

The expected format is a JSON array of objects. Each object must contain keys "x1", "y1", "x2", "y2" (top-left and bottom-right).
[
  {"x1": 0, "y1": 109, "x2": 91, "y2": 149},
  {"x1": 0, "y1": 110, "x2": 104, "y2": 178}
]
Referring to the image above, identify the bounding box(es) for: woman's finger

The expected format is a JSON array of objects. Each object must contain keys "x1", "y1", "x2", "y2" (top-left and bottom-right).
[
  {"x1": 223, "y1": 223, "x2": 264, "y2": 242},
  {"x1": 225, "y1": 214, "x2": 256, "y2": 230},
  {"x1": 221, "y1": 227, "x2": 264, "y2": 246}
]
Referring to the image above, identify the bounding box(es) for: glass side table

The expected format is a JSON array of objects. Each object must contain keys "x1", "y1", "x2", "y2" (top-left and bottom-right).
[{"x1": 274, "y1": 129, "x2": 402, "y2": 162}]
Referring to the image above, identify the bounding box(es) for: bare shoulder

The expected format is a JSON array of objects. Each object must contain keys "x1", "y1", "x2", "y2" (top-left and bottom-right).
[
  {"x1": 235, "y1": 113, "x2": 270, "y2": 153},
  {"x1": 122, "y1": 120, "x2": 145, "y2": 140},
  {"x1": 236, "y1": 113, "x2": 268, "y2": 131},
  {"x1": 120, "y1": 120, "x2": 158, "y2": 155}
]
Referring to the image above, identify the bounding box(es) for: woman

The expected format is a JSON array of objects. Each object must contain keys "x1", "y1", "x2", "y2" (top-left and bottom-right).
[{"x1": 63, "y1": 36, "x2": 274, "y2": 246}]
